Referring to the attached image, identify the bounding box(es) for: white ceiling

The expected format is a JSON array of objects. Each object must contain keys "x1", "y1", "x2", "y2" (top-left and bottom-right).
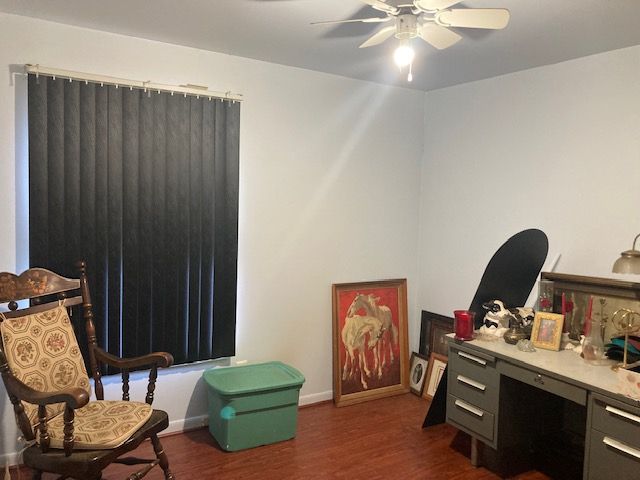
[{"x1": 1, "y1": 0, "x2": 640, "y2": 91}]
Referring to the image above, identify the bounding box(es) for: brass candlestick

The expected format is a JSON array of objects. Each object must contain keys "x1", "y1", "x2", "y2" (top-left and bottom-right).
[{"x1": 611, "y1": 308, "x2": 640, "y2": 369}]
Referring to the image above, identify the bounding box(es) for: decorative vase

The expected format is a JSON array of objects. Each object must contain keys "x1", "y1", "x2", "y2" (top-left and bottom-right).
[
  {"x1": 504, "y1": 327, "x2": 527, "y2": 345},
  {"x1": 582, "y1": 317, "x2": 608, "y2": 365},
  {"x1": 537, "y1": 279, "x2": 554, "y2": 312}
]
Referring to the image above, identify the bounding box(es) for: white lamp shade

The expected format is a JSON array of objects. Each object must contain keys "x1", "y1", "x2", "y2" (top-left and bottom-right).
[{"x1": 613, "y1": 250, "x2": 640, "y2": 274}]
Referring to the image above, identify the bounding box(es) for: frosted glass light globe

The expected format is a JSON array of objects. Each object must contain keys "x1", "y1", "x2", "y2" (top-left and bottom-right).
[{"x1": 394, "y1": 45, "x2": 415, "y2": 68}]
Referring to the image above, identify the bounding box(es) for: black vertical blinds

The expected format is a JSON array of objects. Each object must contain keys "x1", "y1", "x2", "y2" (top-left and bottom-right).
[{"x1": 28, "y1": 74, "x2": 240, "y2": 365}]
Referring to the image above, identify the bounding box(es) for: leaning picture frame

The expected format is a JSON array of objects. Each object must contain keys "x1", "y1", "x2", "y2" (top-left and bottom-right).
[
  {"x1": 422, "y1": 353, "x2": 447, "y2": 401},
  {"x1": 419, "y1": 310, "x2": 454, "y2": 357},
  {"x1": 332, "y1": 279, "x2": 409, "y2": 407},
  {"x1": 531, "y1": 311, "x2": 564, "y2": 351},
  {"x1": 409, "y1": 352, "x2": 429, "y2": 395}
]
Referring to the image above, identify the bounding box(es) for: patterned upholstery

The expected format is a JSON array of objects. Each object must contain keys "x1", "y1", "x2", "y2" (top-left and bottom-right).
[
  {"x1": 0, "y1": 305, "x2": 153, "y2": 450},
  {"x1": 47, "y1": 400, "x2": 153, "y2": 449},
  {"x1": 0, "y1": 305, "x2": 90, "y2": 425}
]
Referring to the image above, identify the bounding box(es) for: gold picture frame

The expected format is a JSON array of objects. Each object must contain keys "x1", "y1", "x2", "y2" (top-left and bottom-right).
[
  {"x1": 531, "y1": 311, "x2": 564, "y2": 351},
  {"x1": 332, "y1": 279, "x2": 409, "y2": 407},
  {"x1": 422, "y1": 353, "x2": 448, "y2": 400}
]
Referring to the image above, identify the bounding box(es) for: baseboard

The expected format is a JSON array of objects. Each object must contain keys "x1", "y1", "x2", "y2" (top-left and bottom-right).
[
  {"x1": 0, "y1": 452, "x2": 20, "y2": 469},
  {"x1": 299, "y1": 390, "x2": 332, "y2": 406},
  {"x1": 166, "y1": 413, "x2": 209, "y2": 434}
]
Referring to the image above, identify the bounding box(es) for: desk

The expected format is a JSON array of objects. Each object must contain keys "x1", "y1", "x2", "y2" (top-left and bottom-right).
[{"x1": 445, "y1": 335, "x2": 640, "y2": 479}]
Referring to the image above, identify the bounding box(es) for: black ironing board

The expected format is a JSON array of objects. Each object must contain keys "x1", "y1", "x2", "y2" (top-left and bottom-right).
[{"x1": 423, "y1": 228, "x2": 549, "y2": 427}]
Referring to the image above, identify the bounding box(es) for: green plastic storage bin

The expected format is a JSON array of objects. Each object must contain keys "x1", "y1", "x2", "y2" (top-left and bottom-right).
[{"x1": 203, "y1": 361, "x2": 305, "y2": 451}]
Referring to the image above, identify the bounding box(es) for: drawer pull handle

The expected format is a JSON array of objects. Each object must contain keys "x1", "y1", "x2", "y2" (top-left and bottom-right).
[
  {"x1": 454, "y1": 399, "x2": 484, "y2": 418},
  {"x1": 534, "y1": 374, "x2": 545, "y2": 385},
  {"x1": 603, "y1": 437, "x2": 640, "y2": 460},
  {"x1": 457, "y1": 375, "x2": 486, "y2": 391},
  {"x1": 605, "y1": 405, "x2": 640, "y2": 425},
  {"x1": 458, "y1": 351, "x2": 487, "y2": 366}
]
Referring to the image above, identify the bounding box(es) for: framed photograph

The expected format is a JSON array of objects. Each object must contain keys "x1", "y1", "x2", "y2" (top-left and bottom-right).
[
  {"x1": 419, "y1": 311, "x2": 454, "y2": 357},
  {"x1": 409, "y1": 352, "x2": 429, "y2": 395},
  {"x1": 531, "y1": 311, "x2": 565, "y2": 351},
  {"x1": 422, "y1": 353, "x2": 447, "y2": 400},
  {"x1": 332, "y1": 279, "x2": 409, "y2": 407}
]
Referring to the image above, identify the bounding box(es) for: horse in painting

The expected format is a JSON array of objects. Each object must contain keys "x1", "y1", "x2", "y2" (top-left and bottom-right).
[
  {"x1": 341, "y1": 314, "x2": 383, "y2": 390},
  {"x1": 347, "y1": 293, "x2": 398, "y2": 377}
]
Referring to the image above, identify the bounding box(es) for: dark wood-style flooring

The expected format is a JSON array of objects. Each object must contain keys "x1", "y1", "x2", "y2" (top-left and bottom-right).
[{"x1": 18, "y1": 394, "x2": 549, "y2": 479}]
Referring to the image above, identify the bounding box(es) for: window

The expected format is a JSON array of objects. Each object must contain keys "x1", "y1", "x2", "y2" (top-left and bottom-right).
[{"x1": 28, "y1": 74, "x2": 240, "y2": 366}]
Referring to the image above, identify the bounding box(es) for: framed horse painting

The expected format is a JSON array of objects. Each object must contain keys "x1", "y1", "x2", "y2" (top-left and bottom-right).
[{"x1": 331, "y1": 278, "x2": 409, "y2": 407}]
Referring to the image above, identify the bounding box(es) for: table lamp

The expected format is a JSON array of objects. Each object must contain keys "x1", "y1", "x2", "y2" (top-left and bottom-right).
[
  {"x1": 612, "y1": 233, "x2": 640, "y2": 274},
  {"x1": 610, "y1": 235, "x2": 640, "y2": 370}
]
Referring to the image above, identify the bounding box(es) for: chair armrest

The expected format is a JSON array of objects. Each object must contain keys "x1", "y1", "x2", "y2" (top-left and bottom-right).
[
  {"x1": 3, "y1": 374, "x2": 89, "y2": 409},
  {"x1": 94, "y1": 347, "x2": 174, "y2": 370},
  {"x1": 93, "y1": 348, "x2": 173, "y2": 405}
]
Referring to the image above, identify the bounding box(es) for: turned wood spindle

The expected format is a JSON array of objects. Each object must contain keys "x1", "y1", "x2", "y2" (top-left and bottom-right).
[
  {"x1": 77, "y1": 261, "x2": 104, "y2": 400},
  {"x1": 146, "y1": 366, "x2": 158, "y2": 405},
  {"x1": 37, "y1": 405, "x2": 50, "y2": 452},
  {"x1": 122, "y1": 369, "x2": 130, "y2": 401},
  {"x1": 63, "y1": 405, "x2": 75, "y2": 456}
]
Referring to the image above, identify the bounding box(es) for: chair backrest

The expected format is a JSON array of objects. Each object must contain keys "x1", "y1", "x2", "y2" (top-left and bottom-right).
[{"x1": 0, "y1": 263, "x2": 101, "y2": 439}]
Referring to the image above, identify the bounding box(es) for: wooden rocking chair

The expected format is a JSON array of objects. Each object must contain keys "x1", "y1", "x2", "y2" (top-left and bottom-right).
[{"x1": 0, "y1": 262, "x2": 175, "y2": 480}]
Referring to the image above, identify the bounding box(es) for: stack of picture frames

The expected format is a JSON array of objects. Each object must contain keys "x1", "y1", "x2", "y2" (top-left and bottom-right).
[
  {"x1": 409, "y1": 351, "x2": 447, "y2": 400},
  {"x1": 409, "y1": 310, "x2": 454, "y2": 399}
]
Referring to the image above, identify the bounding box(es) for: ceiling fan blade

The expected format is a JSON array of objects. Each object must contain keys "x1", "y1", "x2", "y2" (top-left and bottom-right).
[
  {"x1": 360, "y1": 0, "x2": 399, "y2": 15},
  {"x1": 437, "y1": 9, "x2": 510, "y2": 29},
  {"x1": 418, "y1": 23, "x2": 462, "y2": 50},
  {"x1": 311, "y1": 17, "x2": 390, "y2": 26},
  {"x1": 413, "y1": 0, "x2": 461, "y2": 11},
  {"x1": 359, "y1": 26, "x2": 396, "y2": 48}
]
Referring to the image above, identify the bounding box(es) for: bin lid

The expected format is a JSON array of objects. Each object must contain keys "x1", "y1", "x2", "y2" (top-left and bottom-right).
[{"x1": 203, "y1": 361, "x2": 305, "y2": 395}]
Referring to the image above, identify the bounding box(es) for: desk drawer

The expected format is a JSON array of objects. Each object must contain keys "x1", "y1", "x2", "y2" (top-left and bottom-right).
[
  {"x1": 446, "y1": 394, "x2": 495, "y2": 443},
  {"x1": 449, "y1": 368, "x2": 499, "y2": 413},
  {"x1": 449, "y1": 344, "x2": 498, "y2": 388},
  {"x1": 498, "y1": 361, "x2": 586, "y2": 406},
  {"x1": 590, "y1": 393, "x2": 640, "y2": 449},
  {"x1": 587, "y1": 429, "x2": 640, "y2": 480}
]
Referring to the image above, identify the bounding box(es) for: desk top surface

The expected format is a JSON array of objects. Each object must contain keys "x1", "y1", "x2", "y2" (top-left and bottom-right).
[{"x1": 447, "y1": 333, "x2": 640, "y2": 406}]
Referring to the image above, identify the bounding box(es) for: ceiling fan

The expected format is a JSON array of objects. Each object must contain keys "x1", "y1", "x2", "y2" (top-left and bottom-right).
[{"x1": 312, "y1": 0, "x2": 510, "y2": 51}]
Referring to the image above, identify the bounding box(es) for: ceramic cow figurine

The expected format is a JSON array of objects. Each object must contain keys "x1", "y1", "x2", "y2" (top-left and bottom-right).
[{"x1": 482, "y1": 300, "x2": 535, "y2": 329}]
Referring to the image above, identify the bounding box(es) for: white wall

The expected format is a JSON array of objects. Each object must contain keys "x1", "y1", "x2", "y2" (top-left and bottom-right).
[
  {"x1": 418, "y1": 45, "x2": 640, "y2": 316},
  {"x1": 0, "y1": 13, "x2": 425, "y2": 462}
]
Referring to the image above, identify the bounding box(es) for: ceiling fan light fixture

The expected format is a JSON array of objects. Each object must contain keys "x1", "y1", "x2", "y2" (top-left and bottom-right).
[
  {"x1": 395, "y1": 14, "x2": 419, "y2": 40},
  {"x1": 313, "y1": 1, "x2": 511, "y2": 82},
  {"x1": 394, "y1": 44, "x2": 415, "y2": 68}
]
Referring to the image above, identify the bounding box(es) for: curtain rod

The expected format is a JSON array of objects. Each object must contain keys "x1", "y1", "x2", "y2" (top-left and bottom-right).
[{"x1": 25, "y1": 64, "x2": 243, "y2": 102}]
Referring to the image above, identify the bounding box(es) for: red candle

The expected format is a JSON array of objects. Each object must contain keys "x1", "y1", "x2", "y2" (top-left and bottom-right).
[
  {"x1": 453, "y1": 310, "x2": 475, "y2": 341},
  {"x1": 583, "y1": 295, "x2": 594, "y2": 335},
  {"x1": 561, "y1": 292, "x2": 568, "y2": 333},
  {"x1": 586, "y1": 295, "x2": 593, "y2": 321}
]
